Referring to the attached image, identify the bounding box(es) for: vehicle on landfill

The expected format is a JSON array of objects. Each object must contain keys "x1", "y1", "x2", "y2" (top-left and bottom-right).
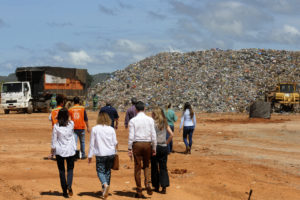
[
  {"x1": 0, "y1": 66, "x2": 87, "y2": 114},
  {"x1": 265, "y1": 83, "x2": 300, "y2": 112}
]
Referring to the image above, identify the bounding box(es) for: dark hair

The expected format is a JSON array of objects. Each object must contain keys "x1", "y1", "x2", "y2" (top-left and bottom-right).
[
  {"x1": 57, "y1": 108, "x2": 69, "y2": 127},
  {"x1": 183, "y1": 102, "x2": 194, "y2": 119},
  {"x1": 56, "y1": 95, "x2": 65, "y2": 106},
  {"x1": 167, "y1": 103, "x2": 171, "y2": 109},
  {"x1": 131, "y1": 97, "x2": 137, "y2": 105},
  {"x1": 135, "y1": 101, "x2": 145, "y2": 111},
  {"x1": 73, "y1": 96, "x2": 80, "y2": 104}
]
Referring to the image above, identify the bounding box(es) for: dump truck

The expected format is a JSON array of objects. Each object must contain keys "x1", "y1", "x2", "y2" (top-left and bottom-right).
[
  {"x1": 1, "y1": 66, "x2": 87, "y2": 114},
  {"x1": 265, "y1": 83, "x2": 300, "y2": 112}
]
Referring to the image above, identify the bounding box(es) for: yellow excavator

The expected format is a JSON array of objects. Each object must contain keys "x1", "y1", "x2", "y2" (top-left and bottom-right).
[{"x1": 265, "y1": 83, "x2": 300, "y2": 112}]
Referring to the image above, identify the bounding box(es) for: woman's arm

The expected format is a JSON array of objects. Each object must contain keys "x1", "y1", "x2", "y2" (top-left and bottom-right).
[
  {"x1": 51, "y1": 125, "x2": 57, "y2": 155},
  {"x1": 166, "y1": 125, "x2": 174, "y2": 145},
  {"x1": 179, "y1": 112, "x2": 184, "y2": 132},
  {"x1": 88, "y1": 127, "x2": 95, "y2": 163}
]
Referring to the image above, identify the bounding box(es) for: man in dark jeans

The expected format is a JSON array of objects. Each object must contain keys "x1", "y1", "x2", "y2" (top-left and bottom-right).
[{"x1": 99, "y1": 102, "x2": 119, "y2": 129}]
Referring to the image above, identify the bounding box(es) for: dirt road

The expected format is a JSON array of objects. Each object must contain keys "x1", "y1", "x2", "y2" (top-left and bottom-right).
[{"x1": 0, "y1": 111, "x2": 300, "y2": 200}]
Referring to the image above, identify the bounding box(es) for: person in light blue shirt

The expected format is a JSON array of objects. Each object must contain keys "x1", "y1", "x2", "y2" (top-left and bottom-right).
[{"x1": 179, "y1": 102, "x2": 196, "y2": 154}]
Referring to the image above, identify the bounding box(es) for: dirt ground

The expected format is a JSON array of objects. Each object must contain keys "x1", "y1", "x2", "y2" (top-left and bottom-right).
[{"x1": 0, "y1": 110, "x2": 300, "y2": 200}]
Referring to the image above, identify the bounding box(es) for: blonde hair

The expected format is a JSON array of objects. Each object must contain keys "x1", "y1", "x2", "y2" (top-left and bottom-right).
[
  {"x1": 152, "y1": 107, "x2": 168, "y2": 130},
  {"x1": 96, "y1": 112, "x2": 112, "y2": 126}
]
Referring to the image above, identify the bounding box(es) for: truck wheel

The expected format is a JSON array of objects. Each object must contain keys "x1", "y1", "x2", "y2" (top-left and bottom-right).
[
  {"x1": 27, "y1": 102, "x2": 33, "y2": 114},
  {"x1": 4, "y1": 109, "x2": 10, "y2": 114}
]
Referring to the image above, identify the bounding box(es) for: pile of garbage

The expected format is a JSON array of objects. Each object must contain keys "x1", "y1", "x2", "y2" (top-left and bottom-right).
[{"x1": 92, "y1": 49, "x2": 300, "y2": 112}]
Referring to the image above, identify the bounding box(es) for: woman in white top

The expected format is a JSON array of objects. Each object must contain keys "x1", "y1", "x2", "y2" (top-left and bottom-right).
[
  {"x1": 179, "y1": 102, "x2": 196, "y2": 154},
  {"x1": 88, "y1": 112, "x2": 118, "y2": 200},
  {"x1": 51, "y1": 108, "x2": 76, "y2": 198}
]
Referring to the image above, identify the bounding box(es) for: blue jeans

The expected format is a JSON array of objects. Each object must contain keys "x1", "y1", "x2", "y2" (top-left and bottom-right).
[
  {"x1": 74, "y1": 129, "x2": 85, "y2": 157},
  {"x1": 183, "y1": 126, "x2": 194, "y2": 148},
  {"x1": 166, "y1": 125, "x2": 174, "y2": 153},
  {"x1": 96, "y1": 155, "x2": 115, "y2": 188}
]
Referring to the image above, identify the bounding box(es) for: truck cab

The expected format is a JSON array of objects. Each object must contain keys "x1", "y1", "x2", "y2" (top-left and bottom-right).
[{"x1": 1, "y1": 81, "x2": 33, "y2": 114}]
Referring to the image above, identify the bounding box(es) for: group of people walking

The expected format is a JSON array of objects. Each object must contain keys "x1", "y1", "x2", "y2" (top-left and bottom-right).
[{"x1": 49, "y1": 95, "x2": 196, "y2": 199}]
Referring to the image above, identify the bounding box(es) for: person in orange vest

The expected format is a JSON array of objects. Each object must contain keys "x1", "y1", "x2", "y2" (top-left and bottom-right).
[
  {"x1": 48, "y1": 95, "x2": 65, "y2": 159},
  {"x1": 69, "y1": 96, "x2": 90, "y2": 160},
  {"x1": 49, "y1": 95, "x2": 65, "y2": 127}
]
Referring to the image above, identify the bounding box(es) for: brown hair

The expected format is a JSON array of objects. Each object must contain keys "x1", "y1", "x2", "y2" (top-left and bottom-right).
[
  {"x1": 183, "y1": 102, "x2": 194, "y2": 119},
  {"x1": 152, "y1": 107, "x2": 168, "y2": 130},
  {"x1": 96, "y1": 112, "x2": 112, "y2": 126}
]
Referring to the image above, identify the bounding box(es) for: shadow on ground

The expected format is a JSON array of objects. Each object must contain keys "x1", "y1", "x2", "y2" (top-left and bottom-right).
[{"x1": 40, "y1": 191, "x2": 62, "y2": 197}]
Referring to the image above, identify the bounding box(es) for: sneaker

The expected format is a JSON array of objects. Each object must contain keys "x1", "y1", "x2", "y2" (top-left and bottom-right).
[{"x1": 103, "y1": 184, "x2": 110, "y2": 199}]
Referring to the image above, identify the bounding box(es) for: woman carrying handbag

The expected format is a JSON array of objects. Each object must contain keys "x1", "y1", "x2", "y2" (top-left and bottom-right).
[{"x1": 88, "y1": 112, "x2": 118, "y2": 199}]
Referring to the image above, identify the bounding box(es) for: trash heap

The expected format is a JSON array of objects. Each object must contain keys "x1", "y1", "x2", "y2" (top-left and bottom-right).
[{"x1": 93, "y1": 49, "x2": 300, "y2": 112}]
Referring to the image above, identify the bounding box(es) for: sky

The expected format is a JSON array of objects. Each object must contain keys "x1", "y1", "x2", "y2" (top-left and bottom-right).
[{"x1": 0, "y1": 0, "x2": 299, "y2": 76}]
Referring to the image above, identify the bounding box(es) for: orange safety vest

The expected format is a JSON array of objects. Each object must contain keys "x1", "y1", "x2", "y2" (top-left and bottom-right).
[
  {"x1": 51, "y1": 106, "x2": 63, "y2": 126},
  {"x1": 68, "y1": 104, "x2": 86, "y2": 130}
]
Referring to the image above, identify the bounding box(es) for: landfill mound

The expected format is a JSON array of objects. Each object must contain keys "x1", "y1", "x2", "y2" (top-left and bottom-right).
[{"x1": 94, "y1": 49, "x2": 300, "y2": 112}]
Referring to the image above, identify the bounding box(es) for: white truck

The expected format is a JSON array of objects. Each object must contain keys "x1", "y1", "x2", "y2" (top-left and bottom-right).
[
  {"x1": 1, "y1": 66, "x2": 88, "y2": 114},
  {"x1": 1, "y1": 81, "x2": 33, "y2": 114}
]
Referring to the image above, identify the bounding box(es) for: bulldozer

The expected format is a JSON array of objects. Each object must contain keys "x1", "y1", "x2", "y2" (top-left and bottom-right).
[{"x1": 265, "y1": 83, "x2": 300, "y2": 112}]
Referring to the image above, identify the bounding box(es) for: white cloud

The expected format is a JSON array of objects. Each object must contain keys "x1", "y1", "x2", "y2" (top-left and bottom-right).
[
  {"x1": 53, "y1": 55, "x2": 64, "y2": 62},
  {"x1": 283, "y1": 25, "x2": 300, "y2": 36},
  {"x1": 270, "y1": 25, "x2": 300, "y2": 44},
  {"x1": 68, "y1": 50, "x2": 92, "y2": 65},
  {"x1": 102, "y1": 51, "x2": 115, "y2": 58},
  {"x1": 115, "y1": 39, "x2": 147, "y2": 53}
]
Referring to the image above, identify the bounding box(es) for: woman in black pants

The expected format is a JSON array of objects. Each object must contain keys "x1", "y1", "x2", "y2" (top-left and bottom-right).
[
  {"x1": 51, "y1": 108, "x2": 76, "y2": 198},
  {"x1": 151, "y1": 107, "x2": 174, "y2": 194}
]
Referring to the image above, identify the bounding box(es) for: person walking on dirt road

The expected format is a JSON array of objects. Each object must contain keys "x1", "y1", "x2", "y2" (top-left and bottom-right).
[
  {"x1": 164, "y1": 103, "x2": 177, "y2": 154},
  {"x1": 128, "y1": 101, "x2": 157, "y2": 198},
  {"x1": 151, "y1": 107, "x2": 173, "y2": 194},
  {"x1": 124, "y1": 97, "x2": 138, "y2": 129},
  {"x1": 88, "y1": 112, "x2": 118, "y2": 200},
  {"x1": 69, "y1": 96, "x2": 90, "y2": 160},
  {"x1": 179, "y1": 102, "x2": 196, "y2": 154},
  {"x1": 51, "y1": 108, "x2": 76, "y2": 198}
]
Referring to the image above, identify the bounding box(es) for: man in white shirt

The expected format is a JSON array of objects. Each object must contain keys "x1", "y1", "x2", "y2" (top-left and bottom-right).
[{"x1": 128, "y1": 101, "x2": 157, "y2": 198}]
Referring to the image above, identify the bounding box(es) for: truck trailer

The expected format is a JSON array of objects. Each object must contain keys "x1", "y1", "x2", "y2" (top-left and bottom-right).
[{"x1": 1, "y1": 66, "x2": 87, "y2": 114}]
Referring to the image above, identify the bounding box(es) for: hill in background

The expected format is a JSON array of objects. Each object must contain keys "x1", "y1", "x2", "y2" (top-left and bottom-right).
[
  {"x1": 0, "y1": 73, "x2": 17, "y2": 83},
  {"x1": 93, "y1": 49, "x2": 300, "y2": 112}
]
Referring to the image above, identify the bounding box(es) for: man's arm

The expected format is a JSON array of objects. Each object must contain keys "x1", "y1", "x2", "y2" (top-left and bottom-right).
[
  {"x1": 128, "y1": 120, "x2": 134, "y2": 150},
  {"x1": 128, "y1": 120, "x2": 134, "y2": 159}
]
